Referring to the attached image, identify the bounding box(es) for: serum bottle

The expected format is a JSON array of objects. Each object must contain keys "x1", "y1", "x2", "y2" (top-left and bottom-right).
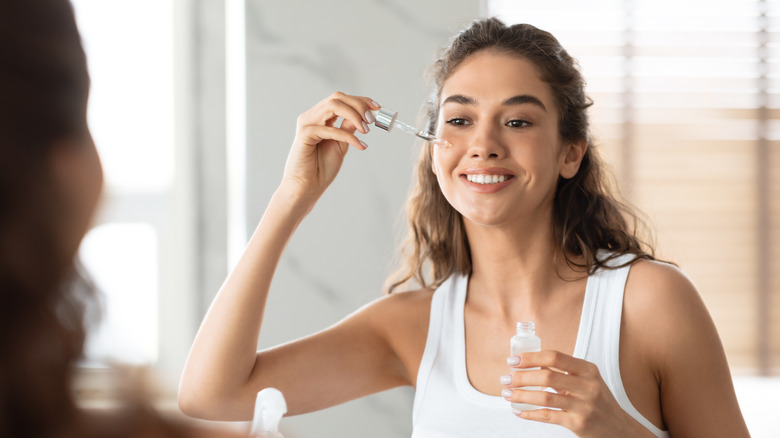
[{"x1": 509, "y1": 321, "x2": 542, "y2": 411}]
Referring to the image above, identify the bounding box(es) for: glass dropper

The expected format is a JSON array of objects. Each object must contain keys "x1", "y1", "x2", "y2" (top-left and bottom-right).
[{"x1": 373, "y1": 108, "x2": 452, "y2": 148}]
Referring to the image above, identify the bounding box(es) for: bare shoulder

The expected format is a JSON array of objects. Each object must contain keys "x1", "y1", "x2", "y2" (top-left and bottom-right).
[
  {"x1": 623, "y1": 259, "x2": 711, "y2": 332},
  {"x1": 624, "y1": 258, "x2": 700, "y2": 310},
  {"x1": 623, "y1": 258, "x2": 722, "y2": 372},
  {"x1": 368, "y1": 287, "x2": 436, "y2": 316},
  {"x1": 358, "y1": 287, "x2": 435, "y2": 343},
  {"x1": 355, "y1": 287, "x2": 436, "y2": 385},
  {"x1": 621, "y1": 259, "x2": 749, "y2": 436}
]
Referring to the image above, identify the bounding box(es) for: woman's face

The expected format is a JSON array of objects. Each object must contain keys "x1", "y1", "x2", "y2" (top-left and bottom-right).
[{"x1": 432, "y1": 51, "x2": 584, "y2": 229}]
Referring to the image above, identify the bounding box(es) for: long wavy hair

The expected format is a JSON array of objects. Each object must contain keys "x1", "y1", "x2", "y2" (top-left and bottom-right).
[{"x1": 388, "y1": 18, "x2": 655, "y2": 293}]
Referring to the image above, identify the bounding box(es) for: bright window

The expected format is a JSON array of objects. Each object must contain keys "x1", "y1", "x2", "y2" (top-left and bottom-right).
[{"x1": 71, "y1": 0, "x2": 174, "y2": 366}]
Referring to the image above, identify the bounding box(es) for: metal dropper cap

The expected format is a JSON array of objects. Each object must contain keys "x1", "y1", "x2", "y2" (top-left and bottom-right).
[{"x1": 374, "y1": 108, "x2": 398, "y2": 132}]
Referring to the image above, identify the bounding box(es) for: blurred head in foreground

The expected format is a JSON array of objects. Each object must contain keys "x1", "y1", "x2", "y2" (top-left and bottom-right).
[
  {"x1": 0, "y1": 0, "x2": 101, "y2": 434},
  {"x1": 0, "y1": 1, "x2": 239, "y2": 437}
]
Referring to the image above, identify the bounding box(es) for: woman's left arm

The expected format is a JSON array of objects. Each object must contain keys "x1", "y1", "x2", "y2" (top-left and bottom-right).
[{"x1": 502, "y1": 261, "x2": 751, "y2": 437}]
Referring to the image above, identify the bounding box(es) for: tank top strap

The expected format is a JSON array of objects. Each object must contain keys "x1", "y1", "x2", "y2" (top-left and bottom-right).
[
  {"x1": 585, "y1": 252, "x2": 671, "y2": 438},
  {"x1": 412, "y1": 275, "x2": 463, "y2": 425}
]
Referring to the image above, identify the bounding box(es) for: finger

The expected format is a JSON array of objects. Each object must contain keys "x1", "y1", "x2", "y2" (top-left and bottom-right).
[
  {"x1": 331, "y1": 92, "x2": 382, "y2": 124},
  {"x1": 513, "y1": 408, "x2": 569, "y2": 428},
  {"x1": 320, "y1": 92, "x2": 381, "y2": 129},
  {"x1": 298, "y1": 92, "x2": 380, "y2": 136},
  {"x1": 320, "y1": 98, "x2": 370, "y2": 134},
  {"x1": 299, "y1": 125, "x2": 368, "y2": 151},
  {"x1": 511, "y1": 350, "x2": 599, "y2": 377},
  {"x1": 298, "y1": 93, "x2": 367, "y2": 133},
  {"x1": 501, "y1": 387, "x2": 573, "y2": 411},
  {"x1": 505, "y1": 368, "x2": 605, "y2": 405},
  {"x1": 502, "y1": 368, "x2": 576, "y2": 394},
  {"x1": 339, "y1": 117, "x2": 359, "y2": 135}
]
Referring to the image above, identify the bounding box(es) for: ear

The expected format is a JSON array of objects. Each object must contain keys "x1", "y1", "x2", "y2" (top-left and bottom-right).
[{"x1": 559, "y1": 139, "x2": 587, "y2": 179}]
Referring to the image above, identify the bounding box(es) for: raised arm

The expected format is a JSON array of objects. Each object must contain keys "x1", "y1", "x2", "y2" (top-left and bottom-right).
[{"x1": 178, "y1": 93, "x2": 410, "y2": 420}]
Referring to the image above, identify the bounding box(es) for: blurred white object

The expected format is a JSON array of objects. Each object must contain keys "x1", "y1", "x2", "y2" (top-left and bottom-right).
[
  {"x1": 732, "y1": 376, "x2": 780, "y2": 438},
  {"x1": 250, "y1": 388, "x2": 287, "y2": 438}
]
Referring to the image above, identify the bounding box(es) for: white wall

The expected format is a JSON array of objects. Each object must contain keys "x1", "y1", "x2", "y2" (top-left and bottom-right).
[{"x1": 242, "y1": 1, "x2": 479, "y2": 436}]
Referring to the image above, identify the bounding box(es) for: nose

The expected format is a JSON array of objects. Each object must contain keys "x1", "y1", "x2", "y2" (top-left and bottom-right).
[{"x1": 465, "y1": 121, "x2": 506, "y2": 160}]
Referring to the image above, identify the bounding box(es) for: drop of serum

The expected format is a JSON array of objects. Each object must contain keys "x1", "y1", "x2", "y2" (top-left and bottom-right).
[{"x1": 509, "y1": 321, "x2": 543, "y2": 411}]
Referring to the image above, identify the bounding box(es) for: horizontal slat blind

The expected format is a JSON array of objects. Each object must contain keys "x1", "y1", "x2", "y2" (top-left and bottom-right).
[{"x1": 489, "y1": 0, "x2": 779, "y2": 374}]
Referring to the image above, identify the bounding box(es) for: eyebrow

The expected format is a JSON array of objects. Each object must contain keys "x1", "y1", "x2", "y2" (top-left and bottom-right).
[
  {"x1": 442, "y1": 94, "x2": 547, "y2": 112},
  {"x1": 503, "y1": 94, "x2": 547, "y2": 112}
]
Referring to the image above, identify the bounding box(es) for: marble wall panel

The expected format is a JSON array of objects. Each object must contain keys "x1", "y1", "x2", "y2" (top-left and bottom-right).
[{"x1": 244, "y1": 1, "x2": 479, "y2": 436}]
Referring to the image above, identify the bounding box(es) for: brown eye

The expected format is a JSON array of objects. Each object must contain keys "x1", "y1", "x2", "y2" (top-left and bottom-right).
[
  {"x1": 446, "y1": 118, "x2": 469, "y2": 126},
  {"x1": 507, "y1": 120, "x2": 531, "y2": 128}
]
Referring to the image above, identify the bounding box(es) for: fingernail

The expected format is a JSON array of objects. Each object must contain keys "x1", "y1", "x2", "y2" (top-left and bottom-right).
[
  {"x1": 512, "y1": 409, "x2": 523, "y2": 416},
  {"x1": 501, "y1": 389, "x2": 513, "y2": 398},
  {"x1": 500, "y1": 375, "x2": 512, "y2": 385},
  {"x1": 359, "y1": 140, "x2": 368, "y2": 149},
  {"x1": 362, "y1": 121, "x2": 370, "y2": 133},
  {"x1": 364, "y1": 110, "x2": 375, "y2": 124},
  {"x1": 507, "y1": 356, "x2": 520, "y2": 366},
  {"x1": 371, "y1": 100, "x2": 381, "y2": 108}
]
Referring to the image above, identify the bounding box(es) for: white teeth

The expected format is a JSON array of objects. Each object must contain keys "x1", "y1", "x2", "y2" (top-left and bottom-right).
[{"x1": 466, "y1": 174, "x2": 508, "y2": 184}]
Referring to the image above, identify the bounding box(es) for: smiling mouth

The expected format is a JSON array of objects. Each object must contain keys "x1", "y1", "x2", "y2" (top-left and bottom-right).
[{"x1": 465, "y1": 174, "x2": 511, "y2": 185}]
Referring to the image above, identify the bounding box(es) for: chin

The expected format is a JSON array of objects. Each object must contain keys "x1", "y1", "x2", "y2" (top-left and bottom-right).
[{"x1": 460, "y1": 210, "x2": 515, "y2": 228}]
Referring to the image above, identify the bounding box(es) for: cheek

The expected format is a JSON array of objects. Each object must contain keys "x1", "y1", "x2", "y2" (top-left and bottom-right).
[
  {"x1": 66, "y1": 141, "x2": 104, "y2": 227},
  {"x1": 431, "y1": 148, "x2": 462, "y2": 205},
  {"x1": 436, "y1": 123, "x2": 467, "y2": 149},
  {"x1": 83, "y1": 144, "x2": 104, "y2": 217},
  {"x1": 431, "y1": 147, "x2": 453, "y2": 180}
]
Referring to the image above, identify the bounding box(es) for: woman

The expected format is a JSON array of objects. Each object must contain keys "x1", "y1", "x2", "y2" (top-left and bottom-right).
[
  {"x1": 179, "y1": 18, "x2": 750, "y2": 437},
  {"x1": 0, "y1": 1, "x2": 241, "y2": 436}
]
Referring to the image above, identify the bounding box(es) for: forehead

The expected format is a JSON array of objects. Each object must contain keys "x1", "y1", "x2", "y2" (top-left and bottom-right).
[{"x1": 439, "y1": 51, "x2": 556, "y2": 113}]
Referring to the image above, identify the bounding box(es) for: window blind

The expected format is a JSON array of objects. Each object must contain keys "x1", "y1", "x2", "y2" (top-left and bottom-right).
[{"x1": 488, "y1": 0, "x2": 779, "y2": 374}]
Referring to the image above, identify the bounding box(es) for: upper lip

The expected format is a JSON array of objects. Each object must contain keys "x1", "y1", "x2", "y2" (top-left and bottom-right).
[{"x1": 460, "y1": 167, "x2": 515, "y2": 176}]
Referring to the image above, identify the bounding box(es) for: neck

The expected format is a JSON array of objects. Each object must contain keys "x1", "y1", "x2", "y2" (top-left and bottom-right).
[{"x1": 464, "y1": 213, "x2": 584, "y2": 318}]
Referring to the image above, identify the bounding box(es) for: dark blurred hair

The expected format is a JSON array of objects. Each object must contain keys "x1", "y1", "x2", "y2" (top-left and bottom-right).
[
  {"x1": 389, "y1": 18, "x2": 655, "y2": 292},
  {"x1": 0, "y1": 0, "x2": 92, "y2": 435},
  {"x1": 0, "y1": 2, "x2": 201, "y2": 437}
]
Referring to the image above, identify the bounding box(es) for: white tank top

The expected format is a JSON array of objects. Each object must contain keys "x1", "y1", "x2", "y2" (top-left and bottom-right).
[{"x1": 411, "y1": 254, "x2": 670, "y2": 438}]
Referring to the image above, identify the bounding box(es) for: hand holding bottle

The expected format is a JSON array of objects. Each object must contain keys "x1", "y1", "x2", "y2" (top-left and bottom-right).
[{"x1": 501, "y1": 351, "x2": 656, "y2": 437}]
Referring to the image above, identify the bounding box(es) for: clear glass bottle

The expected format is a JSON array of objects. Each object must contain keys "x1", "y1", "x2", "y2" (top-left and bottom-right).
[{"x1": 509, "y1": 321, "x2": 542, "y2": 411}]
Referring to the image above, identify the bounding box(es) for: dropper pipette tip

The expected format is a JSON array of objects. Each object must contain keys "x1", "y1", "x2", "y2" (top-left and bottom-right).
[{"x1": 373, "y1": 108, "x2": 452, "y2": 149}]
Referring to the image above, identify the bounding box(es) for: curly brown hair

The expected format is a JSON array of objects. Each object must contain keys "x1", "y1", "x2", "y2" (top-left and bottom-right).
[{"x1": 388, "y1": 18, "x2": 655, "y2": 293}]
